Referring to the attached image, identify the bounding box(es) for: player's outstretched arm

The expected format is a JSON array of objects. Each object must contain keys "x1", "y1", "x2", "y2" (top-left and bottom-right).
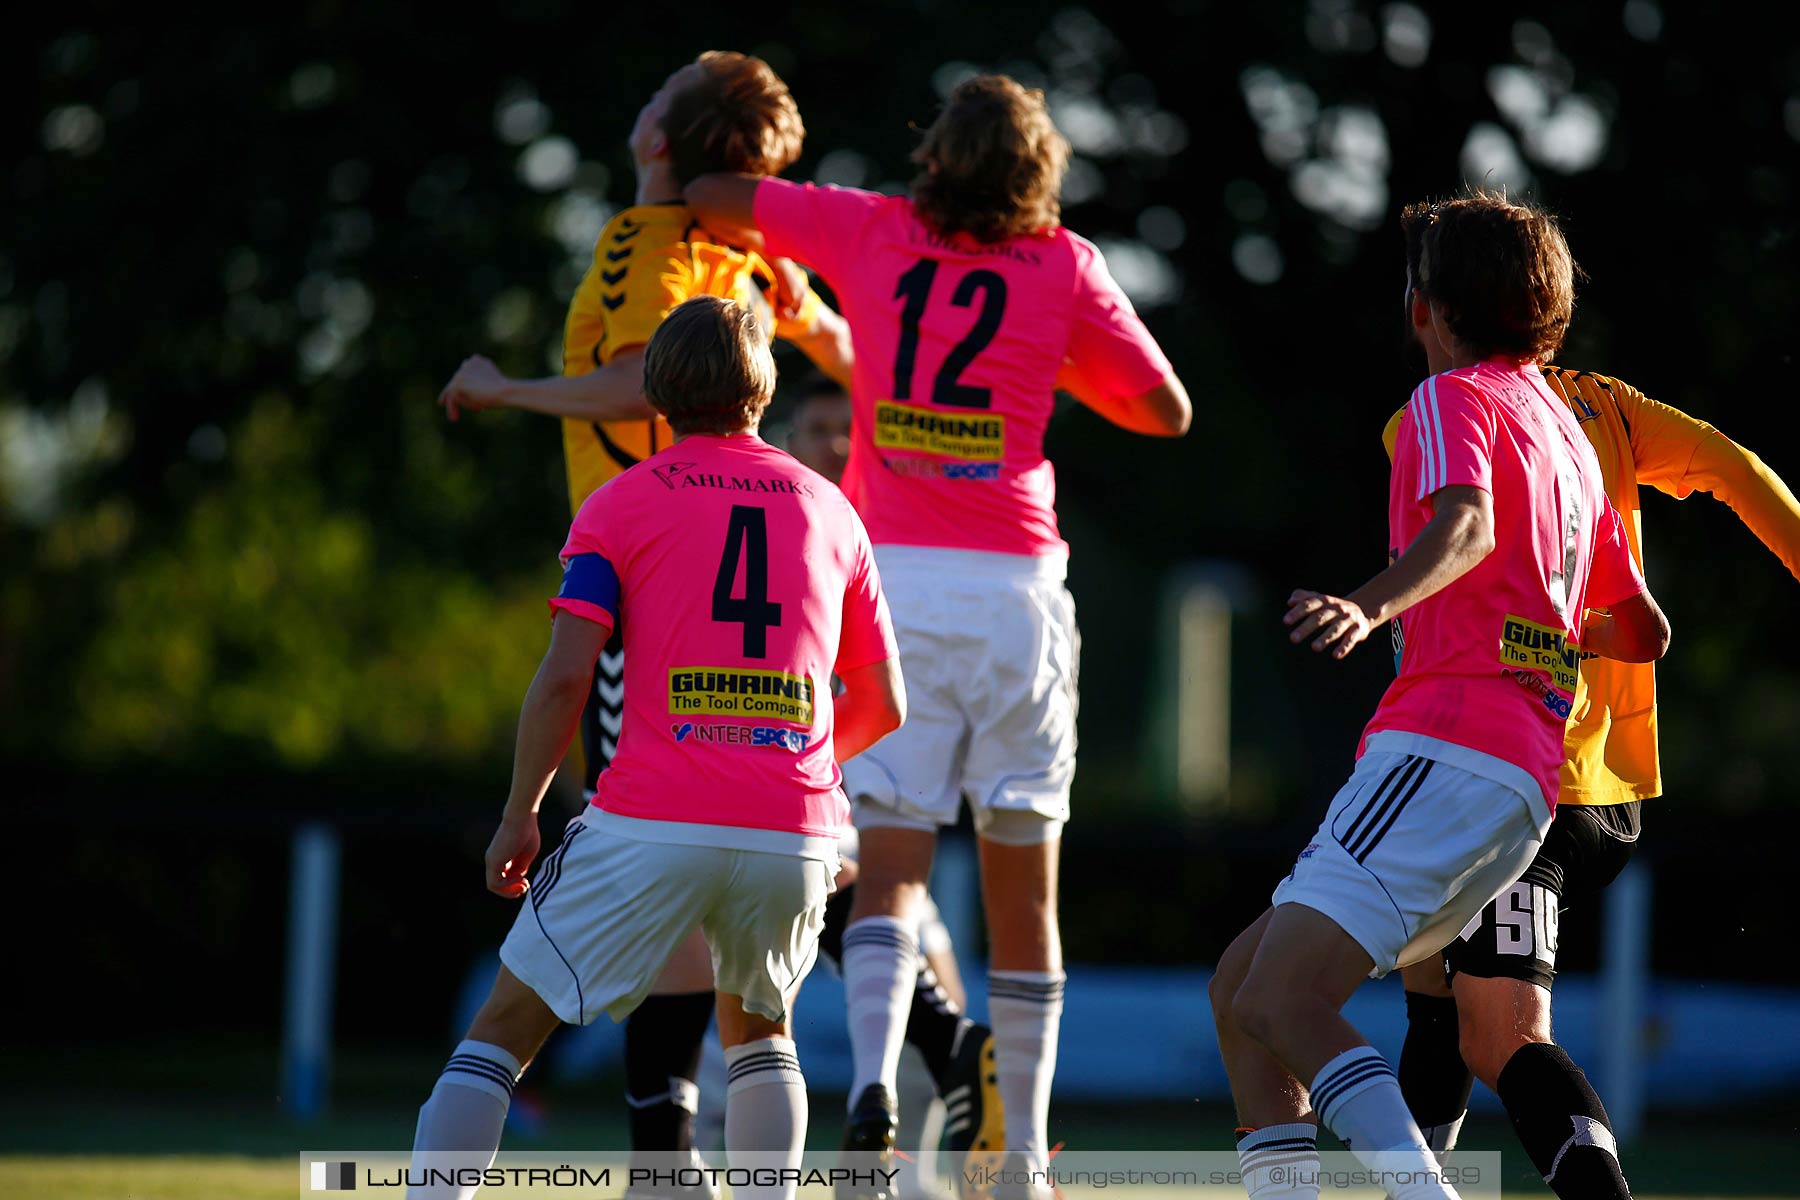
[
  {"x1": 683, "y1": 173, "x2": 765, "y2": 250},
  {"x1": 1622, "y1": 383, "x2": 1800, "y2": 582},
  {"x1": 1285, "y1": 485, "x2": 1495, "y2": 659},
  {"x1": 833, "y1": 655, "x2": 906, "y2": 763},
  {"x1": 440, "y1": 348, "x2": 654, "y2": 425},
  {"x1": 486, "y1": 611, "x2": 612, "y2": 898},
  {"x1": 784, "y1": 302, "x2": 855, "y2": 389},
  {"x1": 1580, "y1": 590, "x2": 1671, "y2": 663},
  {"x1": 1055, "y1": 357, "x2": 1191, "y2": 436}
]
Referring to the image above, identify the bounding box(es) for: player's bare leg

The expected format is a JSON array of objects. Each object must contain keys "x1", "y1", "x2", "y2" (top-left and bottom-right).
[
  {"x1": 841, "y1": 827, "x2": 937, "y2": 1195},
  {"x1": 1396, "y1": 955, "x2": 1472, "y2": 1162},
  {"x1": 1452, "y1": 974, "x2": 1629, "y2": 1199},
  {"x1": 1450, "y1": 973, "x2": 1549, "y2": 1087},
  {"x1": 1208, "y1": 909, "x2": 1321, "y2": 1200},
  {"x1": 977, "y1": 832, "x2": 1065, "y2": 1181},
  {"x1": 462, "y1": 966, "x2": 564, "y2": 1062},
  {"x1": 408, "y1": 965, "x2": 561, "y2": 1200},
  {"x1": 714, "y1": 989, "x2": 808, "y2": 1200},
  {"x1": 1222, "y1": 904, "x2": 1456, "y2": 1200},
  {"x1": 846, "y1": 827, "x2": 936, "y2": 923},
  {"x1": 1209, "y1": 909, "x2": 1313, "y2": 1126}
]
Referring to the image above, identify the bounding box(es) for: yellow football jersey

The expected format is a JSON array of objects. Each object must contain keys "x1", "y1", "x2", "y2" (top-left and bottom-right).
[
  {"x1": 1382, "y1": 367, "x2": 1800, "y2": 807},
  {"x1": 559, "y1": 203, "x2": 821, "y2": 513}
]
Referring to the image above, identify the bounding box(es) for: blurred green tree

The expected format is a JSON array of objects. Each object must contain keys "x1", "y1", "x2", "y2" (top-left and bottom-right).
[{"x1": 2, "y1": 3, "x2": 1795, "y2": 814}]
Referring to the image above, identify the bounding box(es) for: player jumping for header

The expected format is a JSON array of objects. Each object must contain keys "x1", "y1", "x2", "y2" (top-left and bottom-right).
[
  {"x1": 681, "y1": 74, "x2": 1191, "y2": 1197},
  {"x1": 1206, "y1": 193, "x2": 1670, "y2": 1200},
  {"x1": 405, "y1": 296, "x2": 904, "y2": 1200}
]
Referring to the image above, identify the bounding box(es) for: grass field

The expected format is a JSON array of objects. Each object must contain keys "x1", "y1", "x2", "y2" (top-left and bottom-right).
[
  {"x1": 0, "y1": 1155, "x2": 295, "y2": 1200},
  {"x1": 4, "y1": 1097, "x2": 1797, "y2": 1199},
  {"x1": 5, "y1": 1043, "x2": 1795, "y2": 1199},
  {"x1": 3, "y1": 1152, "x2": 1798, "y2": 1200}
]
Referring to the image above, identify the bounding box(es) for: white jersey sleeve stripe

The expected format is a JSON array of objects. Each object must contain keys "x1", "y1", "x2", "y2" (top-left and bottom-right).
[
  {"x1": 1427, "y1": 375, "x2": 1450, "y2": 497},
  {"x1": 1409, "y1": 383, "x2": 1432, "y2": 501}
]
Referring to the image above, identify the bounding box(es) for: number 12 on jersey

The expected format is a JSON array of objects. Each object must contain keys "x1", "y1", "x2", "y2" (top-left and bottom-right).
[
  {"x1": 892, "y1": 260, "x2": 1008, "y2": 409},
  {"x1": 713, "y1": 505, "x2": 782, "y2": 657}
]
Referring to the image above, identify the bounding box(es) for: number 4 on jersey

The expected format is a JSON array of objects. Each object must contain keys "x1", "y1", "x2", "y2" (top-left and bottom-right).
[{"x1": 713, "y1": 505, "x2": 782, "y2": 658}]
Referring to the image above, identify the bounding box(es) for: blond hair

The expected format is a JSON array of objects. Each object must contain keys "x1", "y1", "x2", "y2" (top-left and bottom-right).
[
  {"x1": 664, "y1": 51, "x2": 805, "y2": 186},
  {"x1": 643, "y1": 296, "x2": 776, "y2": 435}
]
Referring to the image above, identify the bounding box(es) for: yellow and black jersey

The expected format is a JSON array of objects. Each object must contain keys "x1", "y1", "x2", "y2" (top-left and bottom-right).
[
  {"x1": 559, "y1": 202, "x2": 822, "y2": 512},
  {"x1": 1383, "y1": 366, "x2": 1800, "y2": 807}
]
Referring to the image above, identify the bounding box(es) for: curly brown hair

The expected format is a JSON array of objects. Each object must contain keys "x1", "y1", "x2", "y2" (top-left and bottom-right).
[
  {"x1": 910, "y1": 74, "x2": 1070, "y2": 244},
  {"x1": 1400, "y1": 191, "x2": 1578, "y2": 363},
  {"x1": 664, "y1": 51, "x2": 805, "y2": 187},
  {"x1": 643, "y1": 296, "x2": 776, "y2": 436}
]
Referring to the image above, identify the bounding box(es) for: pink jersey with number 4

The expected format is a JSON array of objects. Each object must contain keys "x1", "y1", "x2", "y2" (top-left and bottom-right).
[
  {"x1": 1368, "y1": 361, "x2": 1645, "y2": 811},
  {"x1": 753, "y1": 179, "x2": 1174, "y2": 558},
  {"x1": 548, "y1": 434, "x2": 897, "y2": 839}
]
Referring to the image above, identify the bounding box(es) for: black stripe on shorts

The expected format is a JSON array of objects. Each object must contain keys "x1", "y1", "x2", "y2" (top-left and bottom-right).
[{"x1": 1349, "y1": 760, "x2": 1434, "y2": 864}]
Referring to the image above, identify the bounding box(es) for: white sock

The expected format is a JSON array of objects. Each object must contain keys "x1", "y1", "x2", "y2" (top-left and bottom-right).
[
  {"x1": 987, "y1": 970, "x2": 1065, "y2": 1168},
  {"x1": 897, "y1": 1045, "x2": 946, "y2": 1191},
  {"x1": 1421, "y1": 1112, "x2": 1465, "y2": 1167},
  {"x1": 1310, "y1": 1047, "x2": 1458, "y2": 1200},
  {"x1": 1236, "y1": 1123, "x2": 1320, "y2": 1199},
  {"x1": 843, "y1": 916, "x2": 918, "y2": 1107},
  {"x1": 407, "y1": 1040, "x2": 522, "y2": 1200},
  {"x1": 724, "y1": 1037, "x2": 807, "y2": 1200}
]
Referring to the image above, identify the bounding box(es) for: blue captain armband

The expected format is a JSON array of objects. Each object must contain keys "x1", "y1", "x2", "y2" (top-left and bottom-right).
[{"x1": 555, "y1": 553, "x2": 621, "y2": 618}]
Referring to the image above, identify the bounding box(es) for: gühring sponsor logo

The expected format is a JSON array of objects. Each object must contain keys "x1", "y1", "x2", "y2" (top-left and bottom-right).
[
  {"x1": 310, "y1": 1161, "x2": 356, "y2": 1191},
  {"x1": 672, "y1": 722, "x2": 812, "y2": 752},
  {"x1": 873, "y1": 401, "x2": 1004, "y2": 461},
  {"x1": 1498, "y1": 613, "x2": 1579, "y2": 718},
  {"x1": 669, "y1": 668, "x2": 815, "y2": 725}
]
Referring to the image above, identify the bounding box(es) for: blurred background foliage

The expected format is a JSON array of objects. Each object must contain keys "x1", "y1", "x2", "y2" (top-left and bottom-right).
[{"x1": 4, "y1": 0, "x2": 1797, "y2": 816}]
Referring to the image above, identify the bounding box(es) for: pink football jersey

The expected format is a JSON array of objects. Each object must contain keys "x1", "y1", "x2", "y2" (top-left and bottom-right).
[
  {"x1": 549, "y1": 434, "x2": 897, "y2": 839},
  {"x1": 1368, "y1": 361, "x2": 1645, "y2": 811},
  {"x1": 753, "y1": 179, "x2": 1173, "y2": 558}
]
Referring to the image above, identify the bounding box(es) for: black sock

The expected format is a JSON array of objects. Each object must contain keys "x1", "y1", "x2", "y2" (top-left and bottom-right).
[
  {"x1": 818, "y1": 883, "x2": 856, "y2": 969},
  {"x1": 1398, "y1": 991, "x2": 1473, "y2": 1154},
  {"x1": 623, "y1": 990, "x2": 715, "y2": 1151},
  {"x1": 1496, "y1": 1042, "x2": 1630, "y2": 1199},
  {"x1": 906, "y1": 959, "x2": 972, "y2": 1085}
]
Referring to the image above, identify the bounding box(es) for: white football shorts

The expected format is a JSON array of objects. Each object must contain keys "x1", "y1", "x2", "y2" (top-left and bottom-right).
[
  {"x1": 500, "y1": 808, "x2": 835, "y2": 1024},
  {"x1": 1271, "y1": 731, "x2": 1553, "y2": 976},
  {"x1": 843, "y1": 545, "x2": 1078, "y2": 843}
]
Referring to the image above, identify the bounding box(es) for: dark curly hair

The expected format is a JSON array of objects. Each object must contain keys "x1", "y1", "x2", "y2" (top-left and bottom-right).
[
  {"x1": 1400, "y1": 191, "x2": 1578, "y2": 363},
  {"x1": 910, "y1": 74, "x2": 1070, "y2": 244}
]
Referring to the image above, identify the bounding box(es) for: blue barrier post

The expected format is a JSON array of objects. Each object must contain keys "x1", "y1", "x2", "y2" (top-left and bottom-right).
[
  {"x1": 1598, "y1": 858, "x2": 1650, "y2": 1143},
  {"x1": 280, "y1": 821, "x2": 342, "y2": 1118}
]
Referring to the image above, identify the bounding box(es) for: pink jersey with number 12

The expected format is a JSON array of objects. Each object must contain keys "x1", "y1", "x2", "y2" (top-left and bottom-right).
[
  {"x1": 753, "y1": 178, "x2": 1173, "y2": 558},
  {"x1": 549, "y1": 433, "x2": 898, "y2": 840},
  {"x1": 1368, "y1": 361, "x2": 1645, "y2": 812}
]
